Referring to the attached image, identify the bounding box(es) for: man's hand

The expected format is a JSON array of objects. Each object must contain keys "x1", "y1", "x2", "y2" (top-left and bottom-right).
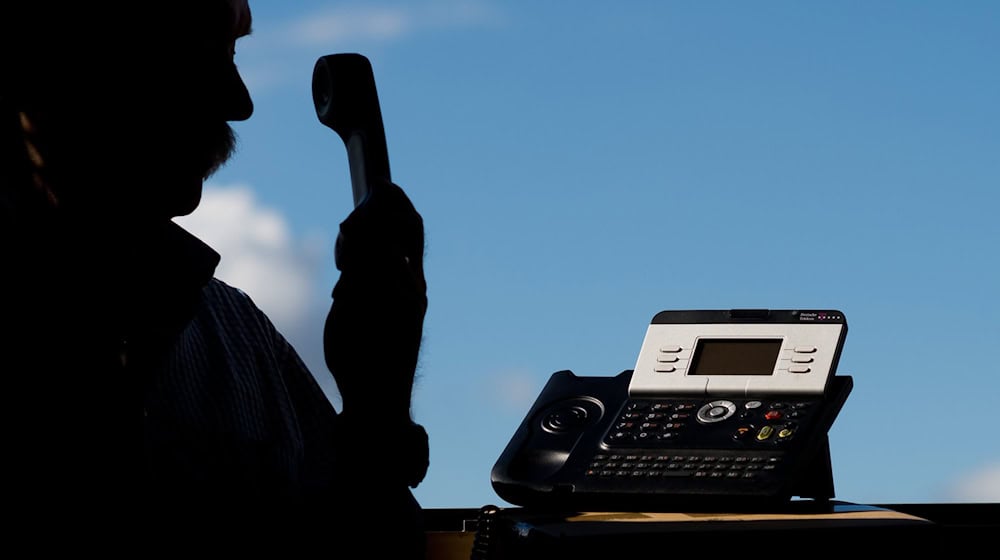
[{"x1": 323, "y1": 180, "x2": 427, "y2": 423}]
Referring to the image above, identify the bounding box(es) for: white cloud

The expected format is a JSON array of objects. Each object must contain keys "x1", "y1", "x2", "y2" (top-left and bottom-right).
[
  {"x1": 945, "y1": 463, "x2": 1000, "y2": 502},
  {"x1": 274, "y1": 0, "x2": 502, "y2": 48},
  {"x1": 173, "y1": 184, "x2": 327, "y2": 331},
  {"x1": 287, "y1": 6, "x2": 410, "y2": 46}
]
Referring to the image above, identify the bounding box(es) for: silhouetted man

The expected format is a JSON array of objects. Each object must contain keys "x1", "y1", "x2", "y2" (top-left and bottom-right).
[{"x1": 2, "y1": 1, "x2": 428, "y2": 555}]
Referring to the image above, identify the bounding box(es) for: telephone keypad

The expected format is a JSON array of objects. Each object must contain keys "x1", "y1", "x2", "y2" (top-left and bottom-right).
[{"x1": 602, "y1": 397, "x2": 819, "y2": 449}]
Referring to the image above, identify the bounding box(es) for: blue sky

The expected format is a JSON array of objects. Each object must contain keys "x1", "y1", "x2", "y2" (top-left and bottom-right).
[{"x1": 177, "y1": 0, "x2": 999, "y2": 508}]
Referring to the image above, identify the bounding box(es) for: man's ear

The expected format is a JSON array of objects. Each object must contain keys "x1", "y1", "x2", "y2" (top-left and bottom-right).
[{"x1": 1, "y1": 93, "x2": 52, "y2": 217}]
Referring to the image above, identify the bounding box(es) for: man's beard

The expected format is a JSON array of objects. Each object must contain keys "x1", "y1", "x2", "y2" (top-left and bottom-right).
[
  {"x1": 199, "y1": 122, "x2": 238, "y2": 180},
  {"x1": 159, "y1": 121, "x2": 239, "y2": 218}
]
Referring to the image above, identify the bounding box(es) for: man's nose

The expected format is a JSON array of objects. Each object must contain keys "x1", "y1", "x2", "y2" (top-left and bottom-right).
[{"x1": 225, "y1": 64, "x2": 253, "y2": 122}]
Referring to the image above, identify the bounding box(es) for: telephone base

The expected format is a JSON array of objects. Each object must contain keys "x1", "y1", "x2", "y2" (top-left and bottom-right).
[{"x1": 491, "y1": 371, "x2": 853, "y2": 513}]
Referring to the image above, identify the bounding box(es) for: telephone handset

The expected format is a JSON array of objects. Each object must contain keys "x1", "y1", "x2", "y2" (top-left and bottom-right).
[
  {"x1": 491, "y1": 309, "x2": 852, "y2": 511},
  {"x1": 312, "y1": 52, "x2": 391, "y2": 207}
]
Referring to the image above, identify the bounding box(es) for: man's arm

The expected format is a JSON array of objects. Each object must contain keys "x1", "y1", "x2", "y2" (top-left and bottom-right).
[{"x1": 323, "y1": 178, "x2": 429, "y2": 486}]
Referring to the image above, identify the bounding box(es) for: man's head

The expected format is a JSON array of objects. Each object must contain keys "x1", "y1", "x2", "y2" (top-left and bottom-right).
[{"x1": 3, "y1": 0, "x2": 254, "y2": 224}]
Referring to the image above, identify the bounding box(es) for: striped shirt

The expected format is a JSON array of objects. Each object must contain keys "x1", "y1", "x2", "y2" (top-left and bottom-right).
[{"x1": 4, "y1": 220, "x2": 426, "y2": 547}]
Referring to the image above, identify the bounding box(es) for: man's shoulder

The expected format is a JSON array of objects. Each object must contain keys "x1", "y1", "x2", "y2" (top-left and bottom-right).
[
  {"x1": 197, "y1": 277, "x2": 274, "y2": 332},
  {"x1": 204, "y1": 277, "x2": 256, "y2": 305}
]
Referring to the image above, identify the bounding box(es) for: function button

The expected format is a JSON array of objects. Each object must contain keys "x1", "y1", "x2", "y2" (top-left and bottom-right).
[
  {"x1": 789, "y1": 366, "x2": 811, "y2": 374},
  {"x1": 654, "y1": 365, "x2": 677, "y2": 373},
  {"x1": 706, "y1": 407, "x2": 729, "y2": 419},
  {"x1": 764, "y1": 410, "x2": 784, "y2": 421},
  {"x1": 778, "y1": 427, "x2": 796, "y2": 440},
  {"x1": 661, "y1": 469, "x2": 696, "y2": 478},
  {"x1": 657, "y1": 355, "x2": 680, "y2": 363},
  {"x1": 745, "y1": 401, "x2": 762, "y2": 410},
  {"x1": 794, "y1": 346, "x2": 817, "y2": 353},
  {"x1": 733, "y1": 426, "x2": 754, "y2": 440},
  {"x1": 791, "y1": 356, "x2": 814, "y2": 364},
  {"x1": 769, "y1": 402, "x2": 787, "y2": 409},
  {"x1": 660, "y1": 345, "x2": 683, "y2": 353},
  {"x1": 756, "y1": 425, "x2": 775, "y2": 441},
  {"x1": 606, "y1": 431, "x2": 634, "y2": 443}
]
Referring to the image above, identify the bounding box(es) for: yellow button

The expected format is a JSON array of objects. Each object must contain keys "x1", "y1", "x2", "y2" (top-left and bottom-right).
[{"x1": 756, "y1": 425, "x2": 774, "y2": 441}]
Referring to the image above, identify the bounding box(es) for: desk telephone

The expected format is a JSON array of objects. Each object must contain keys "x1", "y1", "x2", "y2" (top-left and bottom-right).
[{"x1": 491, "y1": 309, "x2": 852, "y2": 511}]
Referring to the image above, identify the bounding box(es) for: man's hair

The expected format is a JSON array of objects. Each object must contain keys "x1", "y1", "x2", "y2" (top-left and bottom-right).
[{"x1": 5, "y1": 5, "x2": 135, "y2": 104}]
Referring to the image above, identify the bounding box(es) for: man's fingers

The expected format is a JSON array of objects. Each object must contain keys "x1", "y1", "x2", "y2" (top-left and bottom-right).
[{"x1": 335, "y1": 181, "x2": 424, "y2": 272}]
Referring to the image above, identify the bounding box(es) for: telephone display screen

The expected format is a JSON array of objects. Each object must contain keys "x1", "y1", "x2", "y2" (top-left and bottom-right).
[{"x1": 688, "y1": 339, "x2": 782, "y2": 376}]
